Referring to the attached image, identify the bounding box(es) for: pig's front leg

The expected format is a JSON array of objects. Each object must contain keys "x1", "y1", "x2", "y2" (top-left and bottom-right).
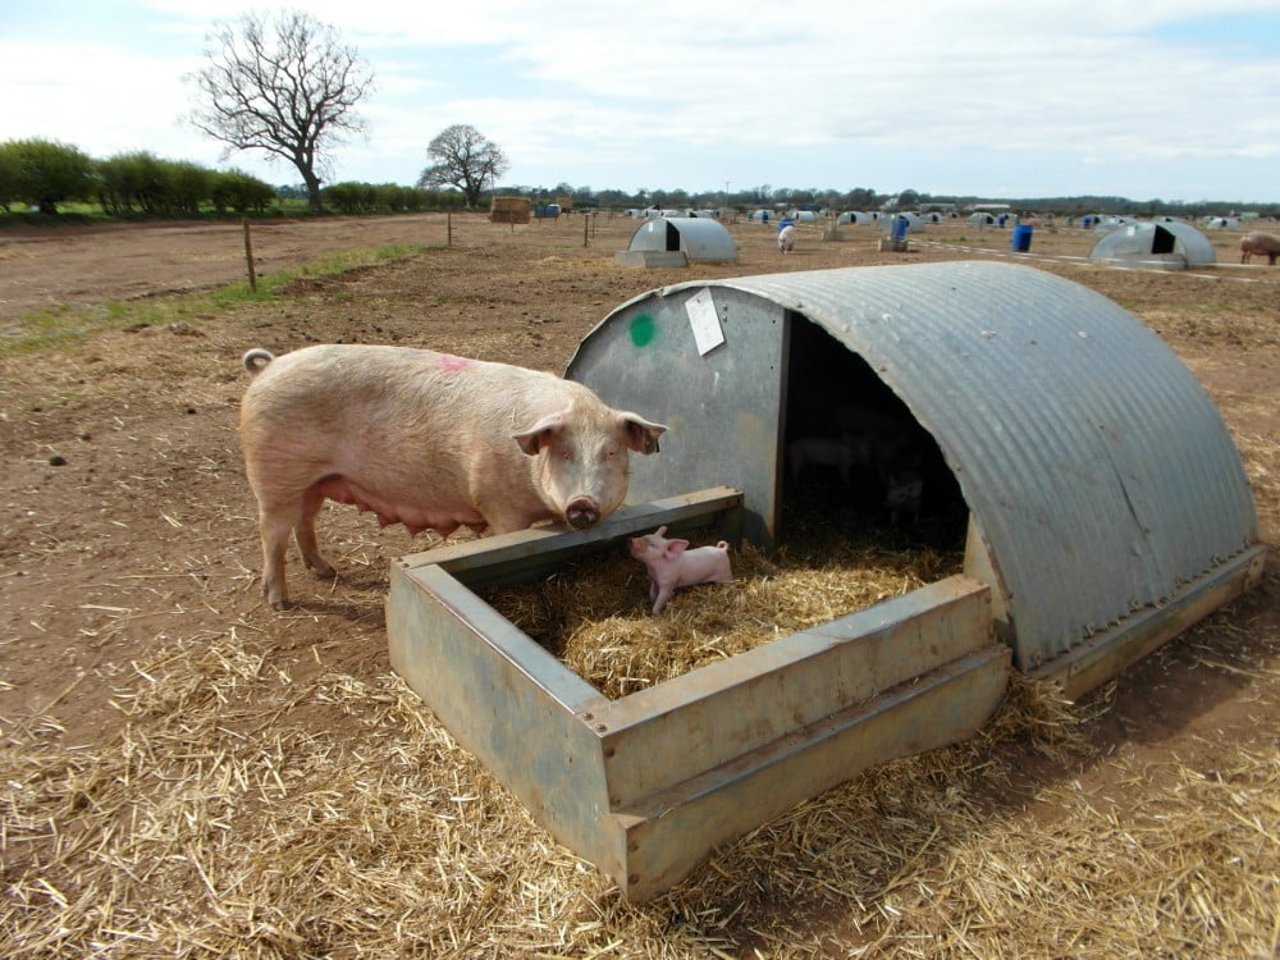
[{"x1": 651, "y1": 581, "x2": 676, "y2": 615}]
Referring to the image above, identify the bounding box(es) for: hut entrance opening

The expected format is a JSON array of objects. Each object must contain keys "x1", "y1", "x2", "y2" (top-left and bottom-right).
[
  {"x1": 780, "y1": 314, "x2": 967, "y2": 549},
  {"x1": 1151, "y1": 224, "x2": 1175, "y2": 255},
  {"x1": 664, "y1": 220, "x2": 680, "y2": 251}
]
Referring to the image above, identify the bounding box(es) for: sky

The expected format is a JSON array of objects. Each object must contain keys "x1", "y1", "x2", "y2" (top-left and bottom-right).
[{"x1": 3, "y1": 0, "x2": 1280, "y2": 204}]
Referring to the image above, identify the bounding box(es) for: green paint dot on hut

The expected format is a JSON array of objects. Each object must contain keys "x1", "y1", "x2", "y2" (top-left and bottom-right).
[{"x1": 630, "y1": 313, "x2": 656, "y2": 347}]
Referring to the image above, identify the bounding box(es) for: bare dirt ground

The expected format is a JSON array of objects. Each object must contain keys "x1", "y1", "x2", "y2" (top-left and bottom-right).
[{"x1": 2, "y1": 212, "x2": 1278, "y2": 957}]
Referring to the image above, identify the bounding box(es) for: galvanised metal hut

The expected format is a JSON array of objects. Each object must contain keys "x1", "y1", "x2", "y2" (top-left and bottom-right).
[
  {"x1": 565, "y1": 260, "x2": 1264, "y2": 693},
  {"x1": 387, "y1": 258, "x2": 1265, "y2": 901},
  {"x1": 1089, "y1": 221, "x2": 1217, "y2": 269},
  {"x1": 615, "y1": 216, "x2": 738, "y2": 267}
]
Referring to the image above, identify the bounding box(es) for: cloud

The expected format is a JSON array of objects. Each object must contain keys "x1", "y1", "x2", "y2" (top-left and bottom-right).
[
  {"x1": 0, "y1": 39, "x2": 212, "y2": 161},
  {"x1": 4, "y1": 1, "x2": 1279, "y2": 198}
]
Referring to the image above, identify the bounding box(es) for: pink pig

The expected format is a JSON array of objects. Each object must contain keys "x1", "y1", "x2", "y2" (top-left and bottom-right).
[
  {"x1": 239, "y1": 344, "x2": 666, "y2": 609},
  {"x1": 628, "y1": 525, "x2": 733, "y2": 615}
]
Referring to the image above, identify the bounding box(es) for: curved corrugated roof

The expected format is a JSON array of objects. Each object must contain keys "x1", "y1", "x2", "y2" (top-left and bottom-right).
[
  {"x1": 1089, "y1": 221, "x2": 1216, "y2": 267},
  {"x1": 567, "y1": 261, "x2": 1259, "y2": 671},
  {"x1": 625, "y1": 218, "x2": 738, "y2": 262}
]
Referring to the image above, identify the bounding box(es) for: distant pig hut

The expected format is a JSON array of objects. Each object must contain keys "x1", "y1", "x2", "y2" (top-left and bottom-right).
[
  {"x1": 1088, "y1": 221, "x2": 1216, "y2": 269},
  {"x1": 614, "y1": 217, "x2": 738, "y2": 268}
]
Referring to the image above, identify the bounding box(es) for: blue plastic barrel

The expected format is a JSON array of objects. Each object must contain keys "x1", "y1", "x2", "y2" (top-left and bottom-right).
[
  {"x1": 1011, "y1": 224, "x2": 1033, "y2": 252},
  {"x1": 892, "y1": 215, "x2": 908, "y2": 242}
]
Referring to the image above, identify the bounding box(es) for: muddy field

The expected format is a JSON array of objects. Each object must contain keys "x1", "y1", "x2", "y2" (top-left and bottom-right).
[{"x1": 2, "y1": 212, "x2": 1278, "y2": 957}]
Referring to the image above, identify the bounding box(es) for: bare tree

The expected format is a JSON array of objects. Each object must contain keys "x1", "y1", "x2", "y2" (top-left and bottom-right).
[
  {"x1": 418, "y1": 125, "x2": 509, "y2": 209},
  {"x1": 186, "y1": 10, "x2": 374, "y2": 211}
]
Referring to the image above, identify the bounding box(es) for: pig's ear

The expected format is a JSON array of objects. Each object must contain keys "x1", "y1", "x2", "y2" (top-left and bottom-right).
[
  {"x1": 617, "y1": 412, "x2": 667, "y2": 454},
  {"x1": 664, "y1": 539, "x2": 690, "y2": 558},
  {"x1": 513, "y1": 409, "x2": 569, "y2": 455}
]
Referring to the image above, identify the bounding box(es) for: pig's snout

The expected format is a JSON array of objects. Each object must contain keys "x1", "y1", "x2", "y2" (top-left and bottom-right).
[{"x1": 566, "y1": 498, "x2": 601, "y2": 529}]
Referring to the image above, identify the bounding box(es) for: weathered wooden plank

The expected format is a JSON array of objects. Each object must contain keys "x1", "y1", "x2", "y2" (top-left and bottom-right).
[
  {"x1": 595, "y1": 575, "x2": 994, "y2": 809},
  {"x1": 614, "y1": 643, "x2": 1011, "y2": 901},
  {"x1": 386, "y1": 562, "x2": 620, "y2": 875},
  {"x1": 398, "y1": 486, "x2": 744, "y2": 590}
]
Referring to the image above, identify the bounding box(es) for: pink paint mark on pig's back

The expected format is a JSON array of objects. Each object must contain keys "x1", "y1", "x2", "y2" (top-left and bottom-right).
[{"x1": 439, "y1": 354, "x2": 470, "y2": 373}]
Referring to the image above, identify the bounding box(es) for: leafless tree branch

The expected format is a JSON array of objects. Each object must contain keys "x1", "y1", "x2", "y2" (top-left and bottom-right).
[{"x1": 185, "y1": 10, "x2": 374, "y2": 210}]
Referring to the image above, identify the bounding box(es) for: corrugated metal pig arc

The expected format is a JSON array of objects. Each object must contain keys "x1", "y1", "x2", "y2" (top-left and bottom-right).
[{"x1": 565, "y1": 261, "x2": 1261, "y2": 674}]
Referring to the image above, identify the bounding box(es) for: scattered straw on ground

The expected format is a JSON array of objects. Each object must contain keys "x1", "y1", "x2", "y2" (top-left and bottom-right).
[{"x1": 3, "y1": 584, "x2": 1278, "y2": 958}]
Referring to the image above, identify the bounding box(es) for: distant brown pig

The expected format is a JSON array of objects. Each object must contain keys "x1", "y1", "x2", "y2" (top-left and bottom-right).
[
  {"x1": 1239, "y1": 231, "x2": 1280, "y2": 265},
  {"x1": 628, "y1": 525, "x2": 733, "y2": 615},
  {"x1": 240, "y1": 344, "x2": 667, "y2": 609}
]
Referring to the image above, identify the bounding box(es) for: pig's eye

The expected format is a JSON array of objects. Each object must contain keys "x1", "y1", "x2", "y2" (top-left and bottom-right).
[{"x1": 560, "y1": 449, "x2": 573, "y2": 462}]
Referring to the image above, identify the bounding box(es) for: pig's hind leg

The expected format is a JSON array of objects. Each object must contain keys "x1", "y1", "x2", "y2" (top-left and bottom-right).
[
  {"x1": 257, "y1": 504, "x2": 296, "y2": 610},
  {"x1": 254, "y1": 483, "x2": 331, "y2": 610},
  {"x1": 295, "y1": 484, "x2": 336, "y2": 579}
]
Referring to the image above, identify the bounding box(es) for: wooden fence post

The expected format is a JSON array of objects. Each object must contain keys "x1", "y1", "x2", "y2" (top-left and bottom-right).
[{"x1": 242, "y1": 219, "x2": 257, "y2": 293}]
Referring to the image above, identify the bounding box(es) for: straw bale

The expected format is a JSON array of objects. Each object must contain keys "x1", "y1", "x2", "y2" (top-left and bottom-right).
[{"x1": 489, "y1": 196, "x2": 532, "y2": 225}]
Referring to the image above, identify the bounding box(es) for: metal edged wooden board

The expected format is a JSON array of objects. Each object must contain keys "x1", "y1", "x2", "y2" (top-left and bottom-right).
[{"x1": 386, "y1": 487, "x2": 1009, "y2": 901}]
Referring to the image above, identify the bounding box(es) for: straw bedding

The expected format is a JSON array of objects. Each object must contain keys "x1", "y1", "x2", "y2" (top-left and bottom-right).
[
  {"x1": 4, "y1": 568, "x2": 1277, "y2": 958},
  {"x1": 484, "y1": 531, "x2": 963, "y2": 700}
]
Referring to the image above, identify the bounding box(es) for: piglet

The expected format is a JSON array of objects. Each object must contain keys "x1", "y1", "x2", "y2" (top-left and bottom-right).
[{"x1": 628, "y1": 525, "x2": 733, "y2": 615}]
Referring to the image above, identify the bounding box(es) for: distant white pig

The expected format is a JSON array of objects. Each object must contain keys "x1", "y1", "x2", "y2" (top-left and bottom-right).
[
  {"x1": 777, "y1": 224, "x2": 798, "y2": 253},
  {"x1": 240, "y1": 344, "x2": 667, "y2": 609},
  {"x1": 628, "y1": 525, "x2": 733, "y2": 615}
]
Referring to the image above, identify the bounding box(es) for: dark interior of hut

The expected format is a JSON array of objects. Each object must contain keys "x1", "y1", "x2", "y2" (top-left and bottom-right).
[{"x1": 780, "y1": 315, "x2": 969, "y2": 553}]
